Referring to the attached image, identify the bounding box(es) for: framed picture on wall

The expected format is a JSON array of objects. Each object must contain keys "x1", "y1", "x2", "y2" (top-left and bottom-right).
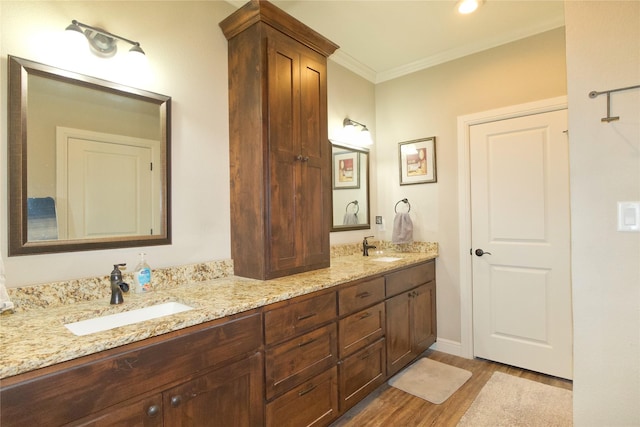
[
  {"x1": 333, "y1": 150, "x2": 360, "y2": 189},
  {"x1": 399, "y1": 137, "x2": 437, "y2": 185}
]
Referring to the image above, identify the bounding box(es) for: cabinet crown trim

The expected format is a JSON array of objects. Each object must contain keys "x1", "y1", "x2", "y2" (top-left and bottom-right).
[{"x1": 219, "y1": 0, "x2": 339, "y2": 57}]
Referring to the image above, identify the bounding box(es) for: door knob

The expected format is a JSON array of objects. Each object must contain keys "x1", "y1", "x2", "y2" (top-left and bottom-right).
[{"x1": 475, "y1": 248, "x2": 492, "y2": 256}]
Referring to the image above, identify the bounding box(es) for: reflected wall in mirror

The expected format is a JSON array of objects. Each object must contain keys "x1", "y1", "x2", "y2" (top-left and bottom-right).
[
  {"x1": 8, "y1": 56, "x2": 171, "y2": 256},
  {"x1": 331, "y1": 143, "x2": 370, "y2": 231}
]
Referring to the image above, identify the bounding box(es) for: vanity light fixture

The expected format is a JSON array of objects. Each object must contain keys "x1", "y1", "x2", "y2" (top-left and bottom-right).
[
  {"x1": 456, "y1": 0, "x2": 483, "y2": 14},
  {"x1": 65, "y1": 20, "x2": 146, "y2": 59},
  {"x1": 343, "y1": 118, "x2": 373, "y2": 146}
]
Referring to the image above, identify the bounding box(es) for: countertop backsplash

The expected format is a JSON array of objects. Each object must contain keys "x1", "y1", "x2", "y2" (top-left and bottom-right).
[
  {"x1": 6, "y1": 260, "x2": 234, "y2": 313},
  {"x1": 5, "y1": 241, "x2": 437, "y2": 314}
]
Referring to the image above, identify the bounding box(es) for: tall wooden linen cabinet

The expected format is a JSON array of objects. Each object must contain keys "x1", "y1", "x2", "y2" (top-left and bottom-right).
[{"x1": 220, "y1": 0, "x2": 339, "y2": 280}]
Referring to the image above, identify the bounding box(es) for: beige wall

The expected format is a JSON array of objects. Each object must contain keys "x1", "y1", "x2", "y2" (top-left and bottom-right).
[
  {"x1": 374, "y1": 28, "x2": 568, "y2": 344},
  {"x1": 565, "y1": 1, "x2": 640, "y2": 424},
  {"x1": 327, "y1": 61, "x2": 377, "y2": 244},
  {"x1": 1, "y1": 1, "x2": 236, "y2": 286}
]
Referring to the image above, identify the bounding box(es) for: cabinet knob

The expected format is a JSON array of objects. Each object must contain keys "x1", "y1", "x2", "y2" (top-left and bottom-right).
[
  {"x1": 170, "y1": 395, "x2": 182, "y2": 407},
  {"x1": 146, "y1": 404, "x2": 161, "y2": 417}
]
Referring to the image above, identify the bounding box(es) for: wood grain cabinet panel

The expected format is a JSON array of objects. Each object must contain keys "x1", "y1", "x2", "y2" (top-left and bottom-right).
[
  {"x1": 385, "y1": 261, "x2": 437, "y2": 377},
  {"x1": 265, "y1": 323, "x2": 338, "y2": 400},
  {"x1": 385, "y1": 260, "x2": 435, "y2": 297},
  {"x1": 163, "y1": 352, "x2": 264, "y2": 427},
  {"x1": 338, "y1": 302, "x2": 385, "y2": 358},
  {"x1": 338, "y1": 339, "x2": 386, "y2": 412},
  {"x1": 266, "y1": 367, "x2": 338, "y2": 427},
  {"x1": 264, "y1": 292, "x2": 337, "y2": 345},
  {"x1": 338, "y1": 277, "x2": 385, "y2": 315},
  {"x1": 67, "y1": 394, "x2": 164, "y2": 427}
]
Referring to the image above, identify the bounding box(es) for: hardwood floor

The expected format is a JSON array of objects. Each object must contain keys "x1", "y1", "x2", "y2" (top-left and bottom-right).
[{"x1": 330, "y1": 350, "x2": 572, "y2": 427}]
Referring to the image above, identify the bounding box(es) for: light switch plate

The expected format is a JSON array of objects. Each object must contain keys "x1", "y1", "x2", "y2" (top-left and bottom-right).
[{"x1": 617, "y1": 201, "x2": 640, "y2": 232}]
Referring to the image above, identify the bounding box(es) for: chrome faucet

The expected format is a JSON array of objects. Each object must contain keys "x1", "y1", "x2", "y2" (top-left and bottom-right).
[{"x1": 362, "y1": 236, "x2": 376, "y2": 256}]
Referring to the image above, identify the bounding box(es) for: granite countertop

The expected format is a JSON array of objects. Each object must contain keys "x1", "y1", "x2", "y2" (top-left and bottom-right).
[{"x1": 0, "y1": 251, "x2": 437, "y2": 380}]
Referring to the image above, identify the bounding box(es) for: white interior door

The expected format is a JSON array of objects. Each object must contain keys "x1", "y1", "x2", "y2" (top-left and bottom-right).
[
  {"x1": 66, "y1": 138, "x2": 152, "y2": 239},
  {"x1": 470, "y1": 109, "x2": 572, "y2": 379}
]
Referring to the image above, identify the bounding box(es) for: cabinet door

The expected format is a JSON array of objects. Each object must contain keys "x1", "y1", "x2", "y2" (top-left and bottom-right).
[
  {"x1": 385, "y1": 292, "x2": 413, "y2": 377},
  {"x1": 412, "y1": 282, "x2": 437, "y2": 354},
  {"x1": 267, "y1": 33, "x2": 303, "y2": 274},
  {"x1": 266, "y1": 31, "x2": 330, "y2": 276},
  {"x1": 66, "y1": 394, "x2": 163, "y2": 427},
  {"x1": 163, "y1": 352, "x2": 263, "y2": 427},
  {"x1": 298, "y1": 51, "x2": 330, "y2": 267}
]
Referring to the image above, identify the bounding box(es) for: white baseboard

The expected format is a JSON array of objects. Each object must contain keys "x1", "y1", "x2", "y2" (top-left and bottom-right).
[{"x1": 430, "y1": 338, "x2": 468, "y2": 358}]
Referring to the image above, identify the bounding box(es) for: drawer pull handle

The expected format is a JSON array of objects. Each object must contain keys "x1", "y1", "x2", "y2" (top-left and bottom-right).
[
  {"x1": 358, "y1": 312, "x2": 372, "y2": 320},
  {"x1": 147, "y1": 404, "x2": 160, "y2": 417},
  {"x1": 356, "y1": 291, "x2": 371, "y2": 298},
  {"x1": 170, "y1": 395, "x2": 182, "y2": 407},
  {"x1": 298, "y1": 338, "x2": 317, "y2": 347},
  {"x1": 298, "y1": 384, "x2": 317, "y2": 396},
  {"x1": 297, "y1": 312, "x2": 316, "y2": 321},
  {"x1": 360, "y1": 352, "x2": 372, "y2": 360}
]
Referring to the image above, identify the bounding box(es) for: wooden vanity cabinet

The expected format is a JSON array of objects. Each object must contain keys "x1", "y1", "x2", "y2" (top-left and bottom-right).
[
  {"x1": 264, "y1": 291, "x2": 339, "y2": 426},
  {"x1": 220, "y1": 0, "x2": 339, "y2": 280},
  {"x1": 0, "y1": 311, "x2": 264, "y2": 427},
  {"x1": 385, "y1": 261, "x2": 437, "y2": 377}
]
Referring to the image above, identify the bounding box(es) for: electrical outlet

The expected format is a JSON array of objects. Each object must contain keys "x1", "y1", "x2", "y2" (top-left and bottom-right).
[{"x1": 375, "y1": 216, "x2": 382, "y2": 224}]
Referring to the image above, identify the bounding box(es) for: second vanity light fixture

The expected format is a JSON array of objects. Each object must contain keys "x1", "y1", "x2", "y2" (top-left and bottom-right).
[
  {"x1": 65, "y1": 20, "x2": 146, "y2": 59},
  {"x1": 343, "y1": 118, "x2": 373, "y2": 146}
]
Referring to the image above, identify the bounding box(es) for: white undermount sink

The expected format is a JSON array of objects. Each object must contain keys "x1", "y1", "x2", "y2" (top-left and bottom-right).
[
  {"x1": 370, "y1": 256, "x2": 402, "y2": 262},
  {"x1": 64, "y1": 302, "x2": 194, "y2": 336}
]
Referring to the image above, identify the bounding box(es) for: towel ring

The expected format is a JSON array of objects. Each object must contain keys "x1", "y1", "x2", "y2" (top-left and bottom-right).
[
  {"x1": 394, "y1": 198, "x2": 411, "y2": 213},
  {"x1": 345, "y1": 200, "x2": 360, "y2": 214}
]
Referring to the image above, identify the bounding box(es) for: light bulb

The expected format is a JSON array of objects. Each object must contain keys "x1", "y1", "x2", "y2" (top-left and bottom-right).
[{"x1": 457, "y1": 0, "x2": 480, "y2": 14}]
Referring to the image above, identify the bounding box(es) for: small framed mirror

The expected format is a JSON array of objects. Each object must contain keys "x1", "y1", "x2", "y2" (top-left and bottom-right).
[
  {"x1": 331, "y1": 143, "x2": 370, "y2": 231},
  {"x1": 8, "y1": 56, "x2": 171, "y2": 256}
]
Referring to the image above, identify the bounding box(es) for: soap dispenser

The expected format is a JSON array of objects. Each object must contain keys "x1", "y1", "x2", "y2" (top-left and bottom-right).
[
  {"x1": 110, "y1": 263, "x2": 126, "y2": 305},
  {"x1": 133, "y1": 253, "x2": 152, "y2": 294}
]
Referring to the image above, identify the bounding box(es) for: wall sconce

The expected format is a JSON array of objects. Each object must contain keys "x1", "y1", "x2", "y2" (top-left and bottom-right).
[
  {"x1": 456, "y1": 0, "x2": 483, "y2": 14},
  {"x1": 343, "y1": 118, "x2": 373, "y2": 146},
  {"x1": 65, "y1": 20, "x2": 146, "y2": 60}
]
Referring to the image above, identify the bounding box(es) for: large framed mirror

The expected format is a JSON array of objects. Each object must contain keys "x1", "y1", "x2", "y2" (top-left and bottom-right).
[
  {"x1": 331, "y1": 143, "x2": 370, "y2": 231},
  {"x1": 8, "y1": 56, "x2": 171, "y2": 256}
]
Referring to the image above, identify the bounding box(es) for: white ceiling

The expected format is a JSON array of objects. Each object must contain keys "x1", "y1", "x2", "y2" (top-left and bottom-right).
[{"x1": 226, "y1": 0, "x2": 565, "y2": 83}]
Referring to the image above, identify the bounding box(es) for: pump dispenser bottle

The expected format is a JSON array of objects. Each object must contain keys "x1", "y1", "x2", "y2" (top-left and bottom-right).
[{"x1": 133, "y1": 253, "x2": 152, "y2": 293}]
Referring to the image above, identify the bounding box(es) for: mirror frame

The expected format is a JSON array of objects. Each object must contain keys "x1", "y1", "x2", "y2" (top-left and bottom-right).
[
  {"x1": 8, "y1": 56, "x2": 172, "y2": 256},
  {"x1": 330, "y1": 142, "x2": 371, "y2": 232}
]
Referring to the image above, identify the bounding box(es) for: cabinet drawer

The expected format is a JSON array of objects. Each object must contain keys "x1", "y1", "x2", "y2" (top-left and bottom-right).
[
  {"x1": 339, "y1": 339, "x2": 386, "y2": 412},
  {"x1": 0, "y1": 313, "x2": 262, "y2": 427},
  {"x1": 265, "y1": 292, "x2": 336, "y2": 345},
  {"x1": 266, "y1": 367, "x2": 338, "y2": 427},
  {"x1": 265, "y1": 323, "x2": 338, "y2": 400},
  {"x1": 385, "y1": 261, "x2": 435, "y2": 297},
  {"x1": 338, "y1": 277, "x2": 385, "y2": 315},
  {"x1": 338, "y1": 302, "x2": 385, "y2": 358}
]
